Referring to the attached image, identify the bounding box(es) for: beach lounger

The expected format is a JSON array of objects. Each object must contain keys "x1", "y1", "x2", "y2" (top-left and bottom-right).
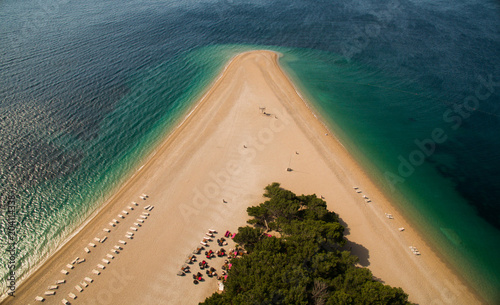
[
  {"x1": 356, "y1": 190, "x2": 362, "y2": 193},
  {"x1": 147, "y1": 206, "x2": 154, "y2": 211},
  {"x1": 92, "y1": 269, "x2": 100, "y2": 275},
  {"x1": 118, "y1": 240, "x2": 126, "y2": 245},
  {"x1": 409, "y1": 246, "x2": 421, "y2": 255},
  {"x1": 109, "y1": 222, "x2": 116, "y2": 227},
  {"x1": 114, "y1": 245, "x2": 122, "y2": 250},
  {"x1": 100, "y1": 236, "x2": 107, "y2": 243},
  {"x1": 130, "y1": 227, "x2": 138, "y2": 231},
  {"x1": 62, "y1": 299, "x2": 70, "y2": 304},
  {"x1": 126, "y1": 235, "x2": 133, "y2": 239},
  {"x1": 75, "y1": 285, "x2": 83, "y2": 292},
  {"x1": 206, "y1": 233, "x2": 214, "y2": 237},
  {"x1": 76, "y1": 258, "x2": 85, "y2": 264},
  {"x1": 102, "y1": 258, "x2": 110, "y2": 264},
  {"x1": 126, "y1": 232, "x2": 134, "y2": 236},
  {"x1": 142, "y1": 212, "x2": 150, "y2": 216},
  {"x1": 68, "y1": 292, "x2": 77, "y2": 299},
  {"x1": 140, "y1": 215, "x2": 147, "y2": 219},
  {"x1": 61, "y1": 269, "x2": 69, "y2": 275},
  {"x1": 203, "y1": 237, "x2": 211, "y2": 241},
  {"x1": 127, "y1": 206, "x2": 134, "y2": 210},
  {"x1": 89, "y1": 243, "x2": 96, "y2": 247},
  {"x1": 80, "y1": 281, "x2": 88, "y2": 287},
  {"x1": 84, "y1": 247, "x2": 90, "y2": 253},
  {"x1": 200, "y1": 241, "x2": 208, "y2": 246},
  {"x1": 132, "y1": 201, "x2": 138, "y2": 206},
  {"x1": 112, "y1": 219, "x2": 119, "y2": 224},
  {"x1": 66, "y1": 264, "x2": 74, "y2": 269},
  {"x1": 103, "y1": 228, "x2": 111, "y2": 232},
  {"x1": 399, "y1": 227, "x2": 405, "y2": 231},
  {"x1": 140, "y1": 196, "x2": 146, "y2": 200},
  {"x1": 177, "y1": 271, "x2": 185, "y2": 276},
  {"x1": 142, "y1": 193, "x2": 148, "y2": 197},
  {"x1": 49, "y1": 285, "x2": 58, "y2": 290},
  {"x1": 134, "y1": 222, "x2": 142, "y2": 227},
  {"x1": 44, "y1": 290, "x2": 56, "y2": 296},
  {"x1": 97, "y1": 264, "x2": 105, "y2": 269},
  {"x1": 118, "y1": 214, "x2": 124, "y2": 218},
  {"x1": 106, "y1": 254, "x2": 114, "y2": 259},
  {"x1": 112, "y1": 249, "x2": 119, "y2": 254},
  {"x1": 208, "y1": 229, "x2": 217, "y2": 233},
  {"x1": 144, "y1": 205, "x2": 151, "y2": 210},
  {"x1": 35, "y1": 296, "x2": 45, "y2": 302},
  {"x1": 71, "y1": 257, "x2": 79, "y2": 264},
  {"x1": 122, "y1": 210, "x2": 129, "y2": 215},
  {"x1": 137, "y1": 219, "x2": 144, "y2": 223},
  {"x1": 85, "y1": 277, "x2": 93, "y2": 283},
  {"x1": 94, "y1": 237, "x2": 101, "y2": 242},
  {"x1": 56, "y1": 280, "x2": 66, "y2": 284}
]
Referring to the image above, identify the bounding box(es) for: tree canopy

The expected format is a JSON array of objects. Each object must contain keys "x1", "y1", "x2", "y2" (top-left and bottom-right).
[{"x1": 201, "y1": 183, "x2": 413, "y2": 305}]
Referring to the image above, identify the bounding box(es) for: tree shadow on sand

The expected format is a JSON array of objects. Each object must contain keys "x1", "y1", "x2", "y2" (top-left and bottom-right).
[{"x1": 338, "y1": 216, "x2": 370, "y2": 267}]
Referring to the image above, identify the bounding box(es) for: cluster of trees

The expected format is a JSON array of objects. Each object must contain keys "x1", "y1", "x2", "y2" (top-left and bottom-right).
[{"x1": 201, "y1": 183, "x2": 413, "y2": 305}]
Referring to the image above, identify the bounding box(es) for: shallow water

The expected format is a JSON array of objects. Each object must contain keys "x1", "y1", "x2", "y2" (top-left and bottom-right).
[{"x1": 0, "y1": 0, "x2": 498, "y2": 302}]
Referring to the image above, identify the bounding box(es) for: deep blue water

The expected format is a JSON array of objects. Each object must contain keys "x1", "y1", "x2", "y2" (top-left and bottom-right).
[{"x1": 0, "y1": 0, "x2": 499, "y2": 302}]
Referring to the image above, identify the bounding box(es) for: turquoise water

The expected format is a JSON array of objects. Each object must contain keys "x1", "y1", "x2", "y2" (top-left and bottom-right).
[
  {"x1": 0, "y1": 46, "x2": 246, "y2": 290},
  {"x1": 277, "y1": 48, "x2": 500, "y2": 302},
  {"x1": 0, "y1": 0, "x2": 499, "y2": 303}
]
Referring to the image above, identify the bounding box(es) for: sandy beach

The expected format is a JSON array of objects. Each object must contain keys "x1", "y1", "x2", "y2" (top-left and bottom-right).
[{"x1": 2, "y1": 50, "x2": 482, "y2": 304}]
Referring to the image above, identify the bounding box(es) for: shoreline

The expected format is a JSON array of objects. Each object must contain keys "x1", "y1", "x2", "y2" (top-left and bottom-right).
[
  {"x1": 276, "y1": 56, "x2": 489, "y2": 304},
  {"x1": 0, "y1": 52, "x2": 238, "y2": 302},
  {"x1": 2, "y1": 50, "x2": 483, "y2": 304},
  {"x1": 0, "y1": 51, "x2": 238, "y2": 303}
]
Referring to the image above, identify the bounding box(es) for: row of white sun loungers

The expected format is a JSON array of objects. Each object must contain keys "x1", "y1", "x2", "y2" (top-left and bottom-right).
[
  {"x1": 36, "y1": 195, "x2": 151, "y2": 302},
  {"x1": 354, "y1": 187, "x2": 410, "y2": 244},
  {"x1": 353, "y1": 187, "x2": 371, "y2": 202},
  {"x1": 178, "y1": 229, "x2": 219, "y2": 275},
  {"x1": 409, "y1": 246, "x2": 421, "y2": 255},
  {"x1": 355, "y1": 187, "x2": 420, "y2": 256},
  {"x1": 199, "y1": 229, "x2": 218, "y2": 246}
]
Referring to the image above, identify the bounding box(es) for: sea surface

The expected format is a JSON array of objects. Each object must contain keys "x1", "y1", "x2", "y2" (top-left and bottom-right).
[{"x1": 0, "y1": 0, "x2": 499, "y2": 303}]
